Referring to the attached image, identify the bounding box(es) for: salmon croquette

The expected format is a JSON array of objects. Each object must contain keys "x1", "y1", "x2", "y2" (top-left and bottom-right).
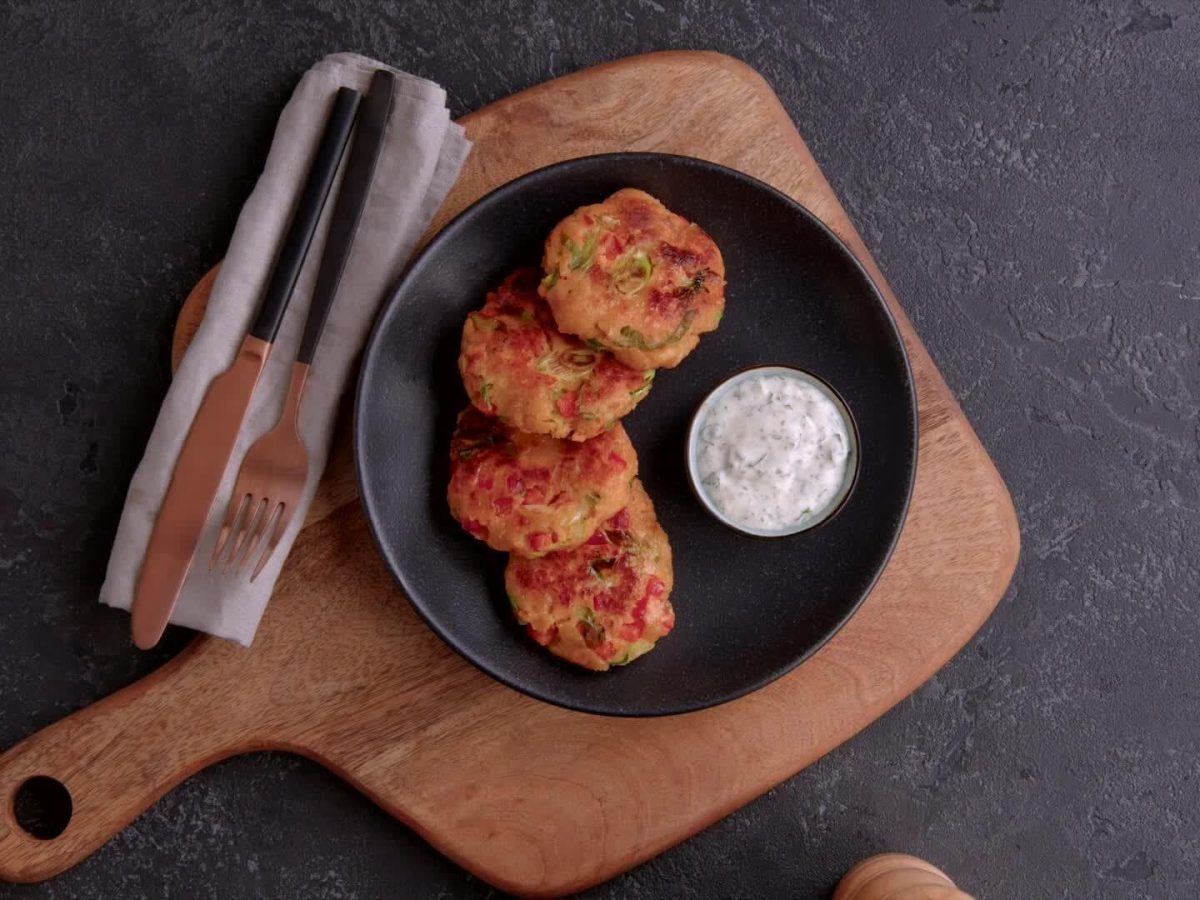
[
  {"x1": 447, "y1": 406, "x2": 637, "y2": 557},
  {"x1": 540, "y1": 188, "x2": 726, "y2": 370},
  {"x1": 505, "y1": 480, "x2": 675, "y2": 671},
  {"x1": 459, "y1": 268, "x2": 655, "y2": 441}
]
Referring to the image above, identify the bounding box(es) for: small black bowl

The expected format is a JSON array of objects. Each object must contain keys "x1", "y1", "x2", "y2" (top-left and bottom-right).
[{"x1": 355, "y1": 153, "x2": 917, "y2": 716}]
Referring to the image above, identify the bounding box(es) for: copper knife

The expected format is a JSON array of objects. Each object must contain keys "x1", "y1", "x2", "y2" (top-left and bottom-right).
[{"x1": 131, "y1": 86, "x2": 362, "y2": 649}]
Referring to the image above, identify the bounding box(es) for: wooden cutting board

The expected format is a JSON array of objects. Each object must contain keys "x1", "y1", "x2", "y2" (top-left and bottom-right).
[{"x1": 0, "y1": 51, "x2": 1019, "y2": 895}]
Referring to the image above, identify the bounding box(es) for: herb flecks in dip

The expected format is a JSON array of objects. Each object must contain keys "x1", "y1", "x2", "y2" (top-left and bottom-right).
[{"x1": 693, "y1": 370, "x2": 853, "y2": 534}]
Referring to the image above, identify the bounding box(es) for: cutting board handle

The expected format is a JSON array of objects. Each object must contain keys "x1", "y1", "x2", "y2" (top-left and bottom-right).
[{"x1": 0, "y1": 638, "x2": 256, "y2": 882}]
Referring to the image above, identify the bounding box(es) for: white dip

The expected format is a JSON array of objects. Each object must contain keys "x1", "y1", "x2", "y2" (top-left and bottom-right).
[{"x1": 693, "y1": 370, "x2": 854, "y2": 533}]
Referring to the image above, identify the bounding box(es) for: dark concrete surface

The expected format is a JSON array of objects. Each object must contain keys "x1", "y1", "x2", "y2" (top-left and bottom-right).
[{"x1": 1, "y1": 1, "x2": 1196, "y2": 897}]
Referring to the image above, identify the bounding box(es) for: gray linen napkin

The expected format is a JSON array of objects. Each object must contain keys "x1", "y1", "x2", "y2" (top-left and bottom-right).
[{"x1": 100, "y1": 53, "x2": 471, "y2": 645}]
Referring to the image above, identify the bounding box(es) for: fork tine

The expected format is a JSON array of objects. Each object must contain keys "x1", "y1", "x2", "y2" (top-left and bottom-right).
[
  {"x1": 225, "y1": 497, "x2": 267, "y2": 573},
  {"x1": 249, "y1": 504, "x2": 292, "y2": 582},
  {"x1": 211, "y1": 493, "x2": 251, "y2": 570},
  {"x1": 235, "y1": 501, "x2": 280, "y2": 577}
]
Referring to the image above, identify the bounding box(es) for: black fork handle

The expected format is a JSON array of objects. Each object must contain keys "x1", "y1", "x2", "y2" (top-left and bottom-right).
[
  {"x1": 296, "y1": 70, "x2": 396, "y2": 365},
  {"x1": 249, "y1": 87, "x2": 361, "y2": 343}
]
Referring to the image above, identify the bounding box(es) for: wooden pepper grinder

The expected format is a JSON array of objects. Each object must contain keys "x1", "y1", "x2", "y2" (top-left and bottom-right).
[{"x1": 833, "y1": 853, "x2": 975, "y2": 900}]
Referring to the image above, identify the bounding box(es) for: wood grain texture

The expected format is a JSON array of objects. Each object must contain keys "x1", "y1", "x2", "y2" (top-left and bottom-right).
[{"x1": 0, "y1": 51, "x2": 1019, "y2": 895}]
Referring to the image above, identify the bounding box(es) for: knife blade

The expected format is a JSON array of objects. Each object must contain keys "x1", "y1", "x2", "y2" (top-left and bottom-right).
[{"x1": 132, "y1": 336, "x2": 270, "y2": 648}]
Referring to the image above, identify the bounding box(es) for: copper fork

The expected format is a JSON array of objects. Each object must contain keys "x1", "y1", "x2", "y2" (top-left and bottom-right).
[
  {"x1": 211, "y1": 364, "x2": 312, "y2": 579},
  {"x1": 210, "y1": 69, "x2": 395, "y2": 580}
]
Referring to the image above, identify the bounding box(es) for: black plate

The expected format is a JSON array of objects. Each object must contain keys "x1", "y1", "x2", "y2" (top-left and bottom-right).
[{"x1": 355, "y1": 153, "x2": 916, "y2": 716}]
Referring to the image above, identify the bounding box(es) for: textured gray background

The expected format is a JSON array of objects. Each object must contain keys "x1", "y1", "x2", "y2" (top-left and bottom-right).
[{"x1": 1, "y1": 0, "x2": 1197, "y2": 898}]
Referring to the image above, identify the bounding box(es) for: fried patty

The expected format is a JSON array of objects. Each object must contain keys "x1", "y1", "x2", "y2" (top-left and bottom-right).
[
  {"x1": 540, "y1": 188, "x2": 726, "y2": 370},
  {"x1": 459, "y1": 268, "x2": 655, "y2": 441},
  {"x1": 447, "y1": 406, "x2": 637, "y2": 557},
  {"x1": 505, "y1": 479, "x2": 675, "y2": 671}
]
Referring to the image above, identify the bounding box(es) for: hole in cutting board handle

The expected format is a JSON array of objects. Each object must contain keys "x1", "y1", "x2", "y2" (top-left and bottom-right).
[{"x1": 13, "y1": 776, "x2": 73, "y2": 839}]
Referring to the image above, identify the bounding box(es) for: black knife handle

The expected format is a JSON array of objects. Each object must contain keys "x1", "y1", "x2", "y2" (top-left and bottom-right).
[
  {"x1": 249, "y1": 86, "x2": 361, "y2": 343},
  {"x1": 297, "y1": 70, "x2": 395, "y2": 365}
]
